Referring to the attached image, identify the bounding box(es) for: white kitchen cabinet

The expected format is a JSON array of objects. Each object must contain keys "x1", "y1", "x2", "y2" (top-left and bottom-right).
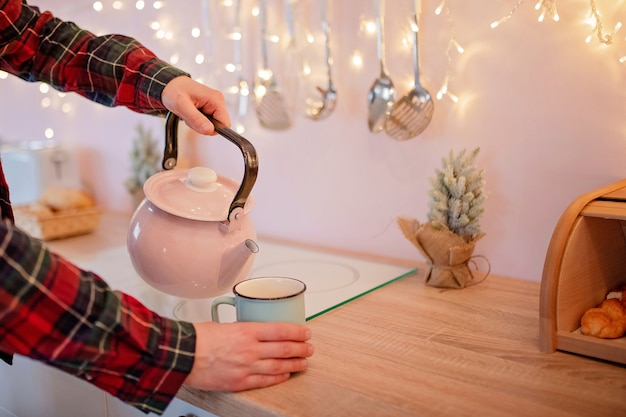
[
  {"x1": 106, "y1": 394, "x2": 218, "y2": 417},
  {"x1": 0, "y1": 355, "x2": 217, "y2": 417},
  {"x1": 0, "y1": 355, "x2": 106, "y2": 417}
]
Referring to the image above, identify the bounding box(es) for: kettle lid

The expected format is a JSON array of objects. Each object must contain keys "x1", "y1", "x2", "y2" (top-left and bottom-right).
[{"x1": 143, "y1": 167, "x2": 254, "y2": 221}]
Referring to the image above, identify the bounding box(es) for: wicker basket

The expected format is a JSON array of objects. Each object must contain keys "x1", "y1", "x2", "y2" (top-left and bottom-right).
[{"x1": 14, "y1": 206, "x2": 101, "y2": 241}]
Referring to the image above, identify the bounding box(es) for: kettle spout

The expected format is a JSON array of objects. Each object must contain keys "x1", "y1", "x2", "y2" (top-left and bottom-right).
[
  {"x1": 218, "y1": 239, "x2": 260, "y2": 289},
  {"x1": 242, "y1": 239, "x2": 260, "y2": 254}
]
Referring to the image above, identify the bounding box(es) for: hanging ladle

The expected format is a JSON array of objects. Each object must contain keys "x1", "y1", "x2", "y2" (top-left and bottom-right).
[
  {"x1": 306, "y1": 0, "x2": 337, "y2": 120},
  {"x1": 255, "y1": 0, "x2": 292, "y2": 130},
  {"x1": 367, "y1": 0, "x2": 396, "y2": 133},
  {"x1": 384, "y1": 0, "x2": 434, "y2": 140}
]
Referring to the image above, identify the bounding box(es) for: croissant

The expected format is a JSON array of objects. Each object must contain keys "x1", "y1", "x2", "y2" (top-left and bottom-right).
[{"x1": 580, "y1": 298, "x2": 626, "y2": 339}]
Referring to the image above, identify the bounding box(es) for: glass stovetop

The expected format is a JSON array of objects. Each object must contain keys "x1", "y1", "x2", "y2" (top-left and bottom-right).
[{"x1": 73, "y1": 240, "x2": 417, "y2": 322}]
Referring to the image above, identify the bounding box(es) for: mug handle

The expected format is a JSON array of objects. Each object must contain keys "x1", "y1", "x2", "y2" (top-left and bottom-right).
[{"x1": 211, "y1": 296, "x2": 236, "y2": 323}]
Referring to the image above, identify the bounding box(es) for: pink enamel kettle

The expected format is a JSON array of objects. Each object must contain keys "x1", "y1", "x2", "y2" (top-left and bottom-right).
[{"x1": 127, "y1": 111, "x2": 259, "y2": 299}]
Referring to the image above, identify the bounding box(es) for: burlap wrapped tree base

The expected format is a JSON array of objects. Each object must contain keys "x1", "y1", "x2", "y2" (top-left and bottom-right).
[{"x1": 397, "y1": 217, "x2": 488, "y2": 289}]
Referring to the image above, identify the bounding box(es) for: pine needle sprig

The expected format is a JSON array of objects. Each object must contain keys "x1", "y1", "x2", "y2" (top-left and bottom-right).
[
  {"x1": 125, "y1": 123, "x2": 161, "y2": 194},
  {"x1": 427, "y1": 147, "x2": 485, "y2": 239}
]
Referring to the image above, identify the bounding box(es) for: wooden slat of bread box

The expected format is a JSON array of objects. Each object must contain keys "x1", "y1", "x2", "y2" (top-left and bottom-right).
[
  {"x1": 601, "y1": 185, "x2": 626, "y2": 201},
  {"x1": 581, "y1": 200, "x2": 626, "y2": 220},
  {"x1": 557, "y1": 330, "x2": 626, "y2": 364}
]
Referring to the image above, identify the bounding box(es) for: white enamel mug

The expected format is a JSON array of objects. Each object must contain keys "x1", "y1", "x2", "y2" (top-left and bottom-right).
[{"x1": 211, "y1": 277, "x2": 306, "y2": 325}]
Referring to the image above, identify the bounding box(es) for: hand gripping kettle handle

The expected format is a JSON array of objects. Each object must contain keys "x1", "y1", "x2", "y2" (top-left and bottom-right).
[{"x1": 163, "y1": 111, "x2": 259, "y2": 222}]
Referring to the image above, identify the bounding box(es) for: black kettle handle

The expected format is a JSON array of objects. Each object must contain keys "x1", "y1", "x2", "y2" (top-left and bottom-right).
[{"x1": 163, "y1": 111, "x2": 258, "y2": 221}]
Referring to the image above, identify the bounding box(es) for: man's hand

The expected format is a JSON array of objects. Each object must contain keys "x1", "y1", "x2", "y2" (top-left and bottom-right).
[
  {"x1": 183, "y1": 321, "x2": 314, "y2": 392},
  {"x1": 161, "y1": 76, "x2": 232, "y2": 136}
]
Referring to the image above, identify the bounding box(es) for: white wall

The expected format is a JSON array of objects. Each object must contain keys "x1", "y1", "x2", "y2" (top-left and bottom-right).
[{"x1": 1, "y1": 0, "x2": 625, "y2": 281}]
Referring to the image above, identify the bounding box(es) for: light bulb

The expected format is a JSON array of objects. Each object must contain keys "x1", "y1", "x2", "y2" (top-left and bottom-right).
[
  {"x1": 364, "y1": 20, "x2": 376, "y2": 34},
  {"x1": 351, "y1": 51, "x2": 363, "y2": 68},
  {"x1": 453, "y1": 39, "x2": 464, "y2": 54},
  {"x1": 435, "y1": 0, "x2": 445, "y2": 16},
  {"x1": 257, "y1": 69, "x2": 273, "y2": 81}
]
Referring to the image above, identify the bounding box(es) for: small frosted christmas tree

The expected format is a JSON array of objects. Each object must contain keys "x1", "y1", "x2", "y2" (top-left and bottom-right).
[
  {"x1": 427, "y1": 147, "x2": 485, "y2": 241},
  {"x1": 125, "y1": 123, "x2": 161, "y2": 204},
  {"x1": 397, "y1": 147, "x2": 488, "y2": 289}
]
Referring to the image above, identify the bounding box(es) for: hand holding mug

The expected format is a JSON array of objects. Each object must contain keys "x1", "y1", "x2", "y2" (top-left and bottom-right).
[{"x1": 184, "y1": 320, "x2": 313, "y2": 392}]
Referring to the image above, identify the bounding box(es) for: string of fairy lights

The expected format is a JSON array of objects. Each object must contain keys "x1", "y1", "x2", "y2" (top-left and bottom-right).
[
  {"x1": 491, "y1": 0, "x2": 623, "y2": 48},
  {"x1": 434, "y1": 0, "x2": 463, "y2": 103},
  {"x1": 0, "y1": 0, "x2": 623, "y2": 140}
]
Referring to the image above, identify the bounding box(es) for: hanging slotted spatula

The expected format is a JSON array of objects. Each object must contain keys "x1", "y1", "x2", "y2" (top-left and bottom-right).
[
  {"x1": 255, "y1": 0, "x2": 292, "y2": 130},
  {"x1": 384, "y1": 0, "x2": 433, "y2": 140},
  {"x1": 367, "y1": 0, "x2": 396, "y2": 133}
]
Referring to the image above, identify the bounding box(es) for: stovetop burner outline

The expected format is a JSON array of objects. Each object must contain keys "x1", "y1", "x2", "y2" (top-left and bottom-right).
[{"x1": 251, "y1": 259, "x2": 360, "y2": 294}]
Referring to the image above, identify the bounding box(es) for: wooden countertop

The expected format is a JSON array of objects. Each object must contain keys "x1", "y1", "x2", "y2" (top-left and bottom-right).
[{"x1": 49, "y1": 213, "x2": 626, "y2": 417}]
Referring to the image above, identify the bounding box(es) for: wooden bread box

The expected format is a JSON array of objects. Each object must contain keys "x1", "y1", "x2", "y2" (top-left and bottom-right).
[{"x1": 540, "y1": 178, "x2": 626, "y2": 364}]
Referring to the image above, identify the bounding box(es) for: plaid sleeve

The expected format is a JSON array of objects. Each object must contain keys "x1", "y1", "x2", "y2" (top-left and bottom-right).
[
  {"x1": 0, "y1": 220, "x2": 196, "y2": 415},
  {"x1": 0, "y1": 0, "x2": 189, "y2": 113}
]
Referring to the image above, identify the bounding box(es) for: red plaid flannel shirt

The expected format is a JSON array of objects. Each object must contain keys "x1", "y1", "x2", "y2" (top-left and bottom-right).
[{"x1": 0, "y1": 1, "x2": 196, "y2": 414}]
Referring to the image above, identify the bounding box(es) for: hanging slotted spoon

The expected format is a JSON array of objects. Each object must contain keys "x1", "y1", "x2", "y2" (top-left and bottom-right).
[
  {"x1": 255, "y1": 0, "x2": 292, "y2": 130},
  {"x1": 384, "y1": 2, "x2": 433, "y2": 140},
  {"x1": 306, "y1": 0, "x2": 337, "y2": 120},
  {"x1": 367, "y1": 0, "x2": 396, "y2": 133}
]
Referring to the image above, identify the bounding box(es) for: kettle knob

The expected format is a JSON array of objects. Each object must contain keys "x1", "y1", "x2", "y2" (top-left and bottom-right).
[{"x1": 187, "y1": 167, "x2": 218, "y2": 192}]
